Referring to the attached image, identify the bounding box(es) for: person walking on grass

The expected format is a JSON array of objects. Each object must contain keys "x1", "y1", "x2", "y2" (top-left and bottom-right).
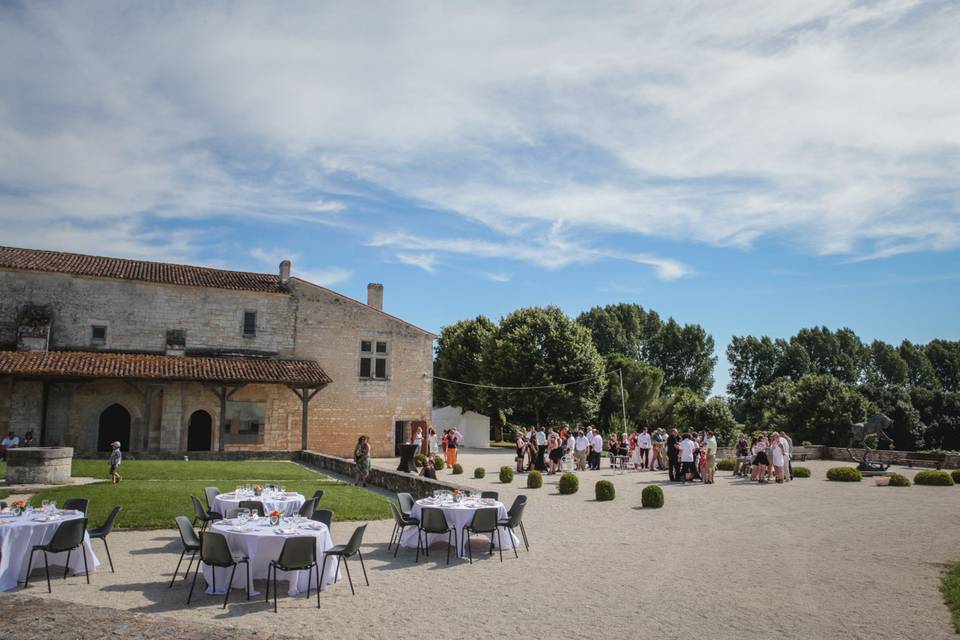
[
  {"x1": 354, "y1": 435, "x2": 371, "y2": 487},
  {"x1": 109, "y1": 440, "x2": 123, "y2": 484}
]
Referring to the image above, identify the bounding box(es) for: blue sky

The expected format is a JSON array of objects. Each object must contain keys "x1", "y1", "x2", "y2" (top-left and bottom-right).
[{"x1": 1, "y1": 1, "x2": 958, "y2": 395}]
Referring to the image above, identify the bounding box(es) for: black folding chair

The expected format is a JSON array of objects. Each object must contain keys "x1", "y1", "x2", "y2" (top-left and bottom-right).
[
  {"x1": 311, "y1": 509, "x2": 334, "y2": 528},
  {"x1": 298, "y1": 497, "x2": 318, "y2": 519},
  {"x1": 320, "y1": 524, "x2": 368, "y2": 595},
  {"x1": 415, "y1": 508, "x2": 456, "y2": 565},
  {"x1": 463, "y1": 508, "x2": 503, "y2": 563},
  {"x1": 480, "y1": 491, "x2": 499, "y2": 501},
  {"x1": 24, "y1": 517, "x2": 89, "y2": 592},
  {"x1": 63, "y1": 498, "x2": 89, "y2": 515},
  {"x1": 396, "y1": 492, "x2": 415, "y2": 518},
  {"x1": 187, "y1": 531, "x2": 250, "y2": 609},
  {"x1": 191, "y1": 495, "x2": 221, "y2": 532},
  {"x1": 497, "y1": 495, "x2": 528, "y2": 555},
  {"x1": 387, "y1": 502, "x2": 418, "y2": 557},
  {"x1": 312, "y1": 489, "x2": 325, "y2": 503},
  {"x1": 169, "y1": 515, "x2": 201, "y2": 587},
  {"x1": 267, "y1": 536, "x2": 320, "y2": 612},
  {"x1": 88, "y1": 506, "x2": 122, "y2": 572},
  {"x1": 203, "y1": 487, "x2": 221, "y2": 513}
]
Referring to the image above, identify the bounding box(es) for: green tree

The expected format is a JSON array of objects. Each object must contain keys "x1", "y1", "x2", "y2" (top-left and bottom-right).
[
  {"x1": 696, "y1": 397, "x2": 739, "y2": 445},
  {"x1": 911, "y1": 388, "x2": 960, "y2": 450},
  {"x1": 598, "y1": 354, "x2": 663, "y2": 433},
  {"x1": 790, "y1": 374, "x2": 871, "y2": 445},
  {"x1": 483, "y1": 306, "x2": 605, "y2": 427},
  {"x1": 791, "y1": 326, "x2": 867, "y2": 384},
  {"x1": 577, "y1": 303, "x2": 715, "y2": 396},
  {"x1": 726, "y1": 335, "x2": 779, "y2": 400},
  {"x1": 739, "y1": 377, "x2": 798, "y2": 433},
  {"x1": 925, "y1": 339, "x2": 960, "y2": 391},
  {"x1": 866, "y1": 340, "x2": 909, "y2": 386},
  {"x1": 432, "y1": 316, "x2": 497, "y2": 412},
  {"x1": 899, "y1": 340, "x2": 939, "y2": 389}
]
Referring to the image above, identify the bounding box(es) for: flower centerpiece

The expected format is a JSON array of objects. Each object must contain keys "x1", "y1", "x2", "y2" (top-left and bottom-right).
[
  {"x1": 254, "y1": 484, "x2": 264, "y2": 497},
  {"x1": 12, "y1": 499, "x2": 27, "y2": 515},
  {"x1": 451, "y1": 489, "x2": 462, "y2": 503},
  {"x1": 269, "y1": 509, "x2": 282, "y2": 526}
]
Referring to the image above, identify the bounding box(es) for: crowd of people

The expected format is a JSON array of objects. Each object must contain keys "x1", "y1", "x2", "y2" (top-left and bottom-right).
[
  {"x1": 506, "y1": 424, "x2": 795, "y2": 485},
  {"x1": 411, "y1": 425, "x2": 463, "y2": 468}
]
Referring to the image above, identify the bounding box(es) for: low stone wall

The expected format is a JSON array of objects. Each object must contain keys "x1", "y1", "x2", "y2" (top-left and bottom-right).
[
  {"x1": 299, "y1": 450, "x2": 472, "y2": 498},
  {"x1": 5, "y1": 447, "x2": 73, "y2": 485},
  {"x1": 823, "y1": 447, "x2": 959, "y2": 468}
]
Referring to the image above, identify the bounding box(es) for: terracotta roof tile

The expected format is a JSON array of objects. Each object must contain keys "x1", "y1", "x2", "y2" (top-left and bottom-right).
[
  {"x1": 0, "y1": 246, "x2": 284, "y2": 293},
  {"x1": 0, "y1": 351, "x2": 332, "y2": 387}
]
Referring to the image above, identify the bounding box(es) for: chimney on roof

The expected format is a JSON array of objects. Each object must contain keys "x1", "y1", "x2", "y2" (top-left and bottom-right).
[
  {"x1": 279, "y1": 260, "x2": 291, "y2": 285},
  {"x1": 367, "y1": 283, "x2": 384, "y2": 310}
]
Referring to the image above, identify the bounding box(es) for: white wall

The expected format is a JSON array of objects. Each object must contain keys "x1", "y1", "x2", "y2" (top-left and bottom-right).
[{"x1": 432, "y1": 406, "x2": 490, "y2": 448}]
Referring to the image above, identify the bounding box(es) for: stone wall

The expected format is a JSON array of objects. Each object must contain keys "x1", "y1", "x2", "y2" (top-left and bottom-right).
[
  {"x1": 823, "y1": 447, "x2": 958, "y2": 468},
  {"x1": 0, "y1": 269, "x2": 297, "y2": 356},
  {"x1": 715, "y1": 445, "x2": 825, "y2": 460},
  {"x1": 299, "y1": 450, "x2": 471, "y2": 499},
  {"x1": 290, "y1": 279, "x2": 434, "y2": 457},
  {"x1": 5, "y1": 447, "x2": 73, "y2": 485}
]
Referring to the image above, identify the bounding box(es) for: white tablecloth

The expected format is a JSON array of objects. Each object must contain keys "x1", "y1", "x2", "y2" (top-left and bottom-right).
[
  {"x1": 213, "y1": 493, "x2": 305, "y2": 518},
  {"x1": 203, "y1": 518, "x2": 339, "y2": 596},
  {"x1": 400, "y1": 499, "x2": 520, "y2": 557},
  {"x1": 0, "y1": 511, "x2": 100, "y2": 591}
]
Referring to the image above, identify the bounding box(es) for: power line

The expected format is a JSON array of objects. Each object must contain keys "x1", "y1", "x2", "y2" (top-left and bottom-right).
[{"x1": 428, "y1": 368, "x2": 621, "y2": 391}]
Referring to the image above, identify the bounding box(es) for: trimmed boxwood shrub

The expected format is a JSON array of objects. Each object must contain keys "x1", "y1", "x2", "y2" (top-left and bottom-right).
[
  {"x1": 451, "y1": 463, "x2": 463, "y2": 475},
  {"x1": 558, "y1": 472, "x2": 579, "y2": 495},
  {"x1": 527, "y1": 470, "x2": 543, "y2": 488},
  {"x1": 641, "y1": 485, "x2": 664, "y2": 508},
  {"x1": 888, "y1": 472, "x2": 911, "y2": 487},
  {"x1": 914, "y1": 470, "x2": 955, "y2": 486},
  {"x1": 499, "y1": 466, "x2": 514, "y2": 483},
  {"x1": 595, "y1": 480, "x2": 615, "y2": 501},
  {"x1": 826, "y1": 466, "x2": 862, "y2": 482},
  {"x1": 433, "y1": 455, "x2": 445, "y2": 471},
  {"x1": 414, "y1": 453, "x2": 427, "y2": 467},
  {"x1": 473, "y1": 467, "x2": 486, "y2": 479},
  {"x1": 716, "y1": 458, "x2": 735, "y2": 471},
  {"x1": 791, "y1": 466, "x2": 811, "y2": 478},
  {"x1": 951, "y1": 470, "x2": 960, "y2": 484}
]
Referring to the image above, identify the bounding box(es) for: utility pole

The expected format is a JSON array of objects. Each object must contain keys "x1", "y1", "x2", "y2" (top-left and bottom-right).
[{"x1": 618, "y1": 368, "x2": 628, "y2": 431}]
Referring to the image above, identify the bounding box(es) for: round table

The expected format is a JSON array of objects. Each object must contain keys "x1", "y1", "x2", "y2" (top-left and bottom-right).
[
  {"x1": 0, "y1": 510, "x2": 100, "y2": 591},
  {"x1": 203, "y1": 517, "x2": 339, "y2": 596},
  {"x1": 399, "y1": 498, "x2": 519, "y2": 557},
  {"x1": 213, "y1": 492, "x2": 306, "y2": 518}
]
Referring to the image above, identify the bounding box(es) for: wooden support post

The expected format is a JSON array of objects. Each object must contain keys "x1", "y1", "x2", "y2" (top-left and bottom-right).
[
  {"x1": 39, "y1": 381, "x2": 50, "y2": 447},
  {"x1": 205, "y1": 384, "x2": 245, "y2": 452},
  {"x1": 288, "y1": 385, "x2": 324, "y2": 451}
]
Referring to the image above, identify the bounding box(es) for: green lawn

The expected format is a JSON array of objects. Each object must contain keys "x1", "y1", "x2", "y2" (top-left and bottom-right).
[
  {"x1": 943, "y1": 563, "x2": 960, "y2": 633},
  {"x1": 29, "y1": 460, "x2": 390, "y2": 529}
]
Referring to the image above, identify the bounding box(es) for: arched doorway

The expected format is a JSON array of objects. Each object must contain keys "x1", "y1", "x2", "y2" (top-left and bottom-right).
[
  {"x1": 187, "y1": 410, "x2": 213, "y2": 451},
  {"x1": 97, "y1": 404, "x2": 131, "y2": 452}
]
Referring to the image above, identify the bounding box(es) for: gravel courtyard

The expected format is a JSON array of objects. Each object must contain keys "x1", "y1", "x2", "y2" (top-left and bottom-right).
[{"x1": 2, "y1": 452, "x2": 958, "y2": 639}]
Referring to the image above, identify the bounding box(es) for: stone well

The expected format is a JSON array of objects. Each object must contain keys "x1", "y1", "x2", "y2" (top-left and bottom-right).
[{"x1": 5, "y1": 447, "x2": 73, "y2": 485}]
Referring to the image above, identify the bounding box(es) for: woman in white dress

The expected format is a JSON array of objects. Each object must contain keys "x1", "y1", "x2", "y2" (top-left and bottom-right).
[{"x1": 427, "y1": 427, "x2": 438, "y2": 455}]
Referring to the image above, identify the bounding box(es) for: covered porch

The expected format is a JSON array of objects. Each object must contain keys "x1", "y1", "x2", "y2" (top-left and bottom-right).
[{"x1": 0, "y1": 351, "x2": 331, "y2": 454}]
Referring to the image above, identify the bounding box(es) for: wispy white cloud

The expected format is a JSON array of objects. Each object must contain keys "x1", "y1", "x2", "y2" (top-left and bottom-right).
[
  {"x1": 0, "y1": 0, "x2": 957, "y2": 271},
  {"x1": 395, "y1": 252, "x2": 437, "y2": 273},
  {"x1": 480, "y1": 271, "x2": 512, "y2": 283}
]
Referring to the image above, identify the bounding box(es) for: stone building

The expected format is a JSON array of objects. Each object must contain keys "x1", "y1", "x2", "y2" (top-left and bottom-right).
[{"x1": 0, "y1": 246, "x2": 434, "y2": 457}]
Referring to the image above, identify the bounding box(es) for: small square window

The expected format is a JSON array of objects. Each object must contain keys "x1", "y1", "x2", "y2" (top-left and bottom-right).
[
  {"x1": 360, "y1": 340, "x2": 372, "y2": 353},
  {"x1": 376, "y1": 341, "x2": 388, "y2": 354},
  {"x1": 91, "y1": 325, "x2": 107, "y2": 344},
  {"x1": 375, "y1": 358, "x2": 387, "y2": 378},
  {"x1": 242, "y1": 311, "x2": 257, "y2": 337},
  {"x1": 359, "y1": 357, "x2": 372, "y2": 378}
]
